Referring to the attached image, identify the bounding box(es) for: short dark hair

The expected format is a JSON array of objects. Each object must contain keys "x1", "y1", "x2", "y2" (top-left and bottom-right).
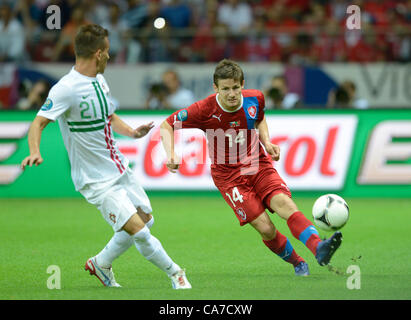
[
  {"x1": 335, "y1": 86, "x2": 350, "y2": 105},
  {"x1": 213, "y1": 59, "x2": 244, "y2": 87},
  {"x1": 74, "y1": 24, "x2": 109, "y2": 58}
]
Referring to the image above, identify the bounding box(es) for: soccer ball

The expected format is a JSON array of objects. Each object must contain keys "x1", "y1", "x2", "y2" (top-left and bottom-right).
[{"x1": 312, "y1": 194, "x2": 349, "y2": 231}]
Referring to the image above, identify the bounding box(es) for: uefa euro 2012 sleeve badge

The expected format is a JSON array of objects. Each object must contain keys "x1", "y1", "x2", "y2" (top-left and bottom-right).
[
  {"x1": 177, "y1": 109, "x2": 188, "y2": 121},
  {"x1": 41, "y1": 98, "x2": 53, "y2": 111}
]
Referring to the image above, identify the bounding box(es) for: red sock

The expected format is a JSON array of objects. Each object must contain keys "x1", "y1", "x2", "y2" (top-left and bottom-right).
[
  {"x1": 263, "y1": 231, "x2": 304, "y2": 267},
  {"x1": 287, "y1": 211, "x2": 321, "y2": 256}
]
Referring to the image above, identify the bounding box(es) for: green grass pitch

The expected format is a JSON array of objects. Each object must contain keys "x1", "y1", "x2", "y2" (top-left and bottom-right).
[{"x1": 1, "y1": 195, "x2": 410, "y2": 300}]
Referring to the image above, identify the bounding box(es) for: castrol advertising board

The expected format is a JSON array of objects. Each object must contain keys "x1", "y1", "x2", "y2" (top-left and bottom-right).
[
  {"x1": 3, "y1": 110, "x2": 410, "y2": 198},
  {"x1": 266, "y1": 116, "x2": 357, "y2": 190},
  {"x1": 117, "y1": 115, "x2": 358, "y2": 191}
]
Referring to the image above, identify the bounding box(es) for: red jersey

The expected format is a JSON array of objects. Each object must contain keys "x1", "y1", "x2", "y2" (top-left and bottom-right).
[{"x1": 166, "y1": 89, "x2": 273, "y2": 180}]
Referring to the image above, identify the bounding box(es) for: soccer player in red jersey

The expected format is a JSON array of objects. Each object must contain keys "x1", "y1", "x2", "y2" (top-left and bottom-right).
[{"x1": 160, "y1": 59, "x2": 342, "y2": 276}]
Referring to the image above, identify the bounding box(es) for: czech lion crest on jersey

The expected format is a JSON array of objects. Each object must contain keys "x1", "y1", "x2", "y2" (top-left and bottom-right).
[
  {"x1": 247, "y1": 105, "x2": 257, "y2": 118},
  {"x1": 236, "y1": 208, "x2": 247, "y2": 221}
]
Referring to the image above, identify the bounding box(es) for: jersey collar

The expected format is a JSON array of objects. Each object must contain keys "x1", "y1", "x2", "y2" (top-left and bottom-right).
[
  {"x1": 216, "y1": 94, "x2": 243, "y2": 113},
  {"x1": 71, "y1": 66, "x2": 97, "y2": 80}
]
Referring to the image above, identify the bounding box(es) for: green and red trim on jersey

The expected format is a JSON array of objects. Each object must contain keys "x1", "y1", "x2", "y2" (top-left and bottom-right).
[{"x1": 105, "y1": 115, "x2": 125, "y2": 174}]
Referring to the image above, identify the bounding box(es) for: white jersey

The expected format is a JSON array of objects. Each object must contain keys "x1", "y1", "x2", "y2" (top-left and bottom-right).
[{"x1": 37, "y1": 67, "x2": 128, "y2": 191}]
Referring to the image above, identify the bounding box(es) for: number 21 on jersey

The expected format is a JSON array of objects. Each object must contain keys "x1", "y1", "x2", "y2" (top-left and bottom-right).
[
  {"x1": 80, "y1": 100, "x2": 98, "y2": 119},
  {"x1": 225, "y1": 187, "x2": 243, "y2": 207}
]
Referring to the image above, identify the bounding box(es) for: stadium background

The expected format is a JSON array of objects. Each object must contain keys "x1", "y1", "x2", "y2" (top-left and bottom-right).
[{"x1": 1, "y1": 0, "x2": 410, "y2": 301}]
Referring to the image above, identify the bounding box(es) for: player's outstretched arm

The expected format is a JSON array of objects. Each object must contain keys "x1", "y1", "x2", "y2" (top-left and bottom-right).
[
  {"x1": 256, "y1": 115, "x2": 280, "y2": 161},
  {"x1": 160, "y1": 120, "x2": 180, "y2": 173},
  {"x1": 110, "y1": 113, "x2": 154, "y2": 138},
  {"x1": 21, "y1": 116, "x2": 51, "y2": 170}
]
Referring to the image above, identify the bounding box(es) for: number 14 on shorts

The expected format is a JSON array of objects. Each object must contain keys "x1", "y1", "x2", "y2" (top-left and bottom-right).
[{"x1": 226, "y1": 187, "x2": 243, "y2": 207}]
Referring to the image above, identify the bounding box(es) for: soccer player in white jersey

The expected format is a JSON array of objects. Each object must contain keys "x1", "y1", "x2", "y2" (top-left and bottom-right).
[{"x1": 20, "y1": 24, "x2": 191, "y2": 289}]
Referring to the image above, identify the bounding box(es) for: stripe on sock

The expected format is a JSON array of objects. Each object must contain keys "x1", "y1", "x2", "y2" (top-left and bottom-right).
[
  {"x1": 263, "y1": 232, "x2": 304, "y2": 267},
  {"x1": 299, "y1": 225, "x2": 319, "y2": 245},
  {"x1": 278, "y1": 239, "x2": 294, "y2": 261}
]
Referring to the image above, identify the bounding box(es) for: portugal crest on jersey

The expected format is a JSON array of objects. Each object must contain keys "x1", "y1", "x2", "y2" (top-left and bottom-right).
[
  {"x1": 109, "y1": 213, "x2": 116, "y2": 223},
  {"x1": 247, "y1": 105, "x2": 257, "y2": 118}
]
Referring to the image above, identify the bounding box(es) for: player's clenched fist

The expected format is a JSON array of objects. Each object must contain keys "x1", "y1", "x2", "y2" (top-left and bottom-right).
[
  {"x1": 166, "y1": 156, "x2": 180, "y2": 173},
  {"x1": 265, "y1": 143, "x2": 280, "y2": 161},
  {"x1": 21, "y1": 153, "x2": 43, "y2": 170}
]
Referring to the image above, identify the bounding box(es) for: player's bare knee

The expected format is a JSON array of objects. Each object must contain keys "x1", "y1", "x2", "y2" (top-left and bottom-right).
[
  {"x1": 137, "y1": 211, "x2": 152, "y2": 223},
  {"x1": 260, "y1": 227, "x2": 275, "y2": 240},
  {"x1": 262, "y1": 229, "x2": 275, "y2": 240},
  {"x1": 136, "y1": 208, "x2": 154, "y2": 228},
  {"x1": 278, "y1": 207, "x2": 298, "y2": 220},
  {"x1": 271, "y1": 194, "x2": 298, "y2": 220},
  {"x1": 250, "y1": 212, "x2": 276, "y2": 240},
  {"x1": 122, "y1": 213, "x2": 146, "y2": 235},
  {"x1": 256, "y1": 222, "x2": 276, "y2": 240}
]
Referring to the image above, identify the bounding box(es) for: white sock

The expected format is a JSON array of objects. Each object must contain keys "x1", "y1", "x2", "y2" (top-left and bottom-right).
[
  {"x1": 146, "y1": 216, "x2": 154, "y2": 229},
  {"x1": 133, "y1": 225, "x2": 180, "y2": 276},
  {"x1": 95, "y1": 231, "x2": 134, "y2": 268},
  {"x1": 95, "y1": 217, "x2": 154, "y2": 268}
]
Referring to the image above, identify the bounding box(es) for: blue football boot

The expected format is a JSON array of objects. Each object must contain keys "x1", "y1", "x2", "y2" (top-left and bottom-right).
[
  {"x1": 294, "y1": 261, "x2": 310, "y2": 276},
  {"x1": 315, "y1": 231, "x2": 343, "y2": 266}
]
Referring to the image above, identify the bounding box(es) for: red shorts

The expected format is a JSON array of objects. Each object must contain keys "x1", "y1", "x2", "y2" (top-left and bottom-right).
[{"x1": 211, "y1": 162, "x2": 292, "y2": 226}]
